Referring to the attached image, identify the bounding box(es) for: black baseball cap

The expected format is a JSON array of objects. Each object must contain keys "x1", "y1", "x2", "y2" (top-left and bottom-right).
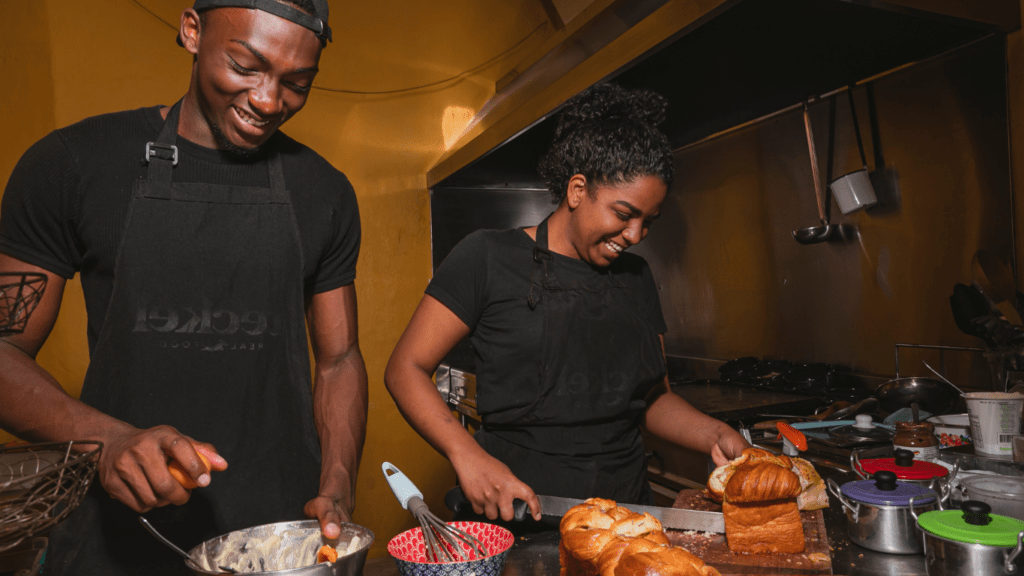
[{"x1": 176, "y1": 0, "x2": 332, "y2": 46}]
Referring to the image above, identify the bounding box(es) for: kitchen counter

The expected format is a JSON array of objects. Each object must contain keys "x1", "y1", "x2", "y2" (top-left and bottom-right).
[{"x1": 364, "y1": 471, "x2": 929, "y2": 576}]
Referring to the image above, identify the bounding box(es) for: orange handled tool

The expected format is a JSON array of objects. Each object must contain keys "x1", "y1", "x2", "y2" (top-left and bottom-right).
[
  {"x1": 776, "y1": 422, "x2": 808, "y2": 453},
  {"x1": 168, "y1": 449, "x2": 211, "y2": 489}
]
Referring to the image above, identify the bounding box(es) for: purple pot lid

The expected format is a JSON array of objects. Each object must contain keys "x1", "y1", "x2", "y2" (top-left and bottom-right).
[{"x1": 841, "y1": 472, "x2": 937, "y2": 507}]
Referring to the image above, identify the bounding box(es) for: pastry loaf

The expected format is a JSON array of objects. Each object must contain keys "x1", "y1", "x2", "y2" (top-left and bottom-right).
[
  {"x1": 559, "y1": 498, "x2": 719, "y2": 576},
  {"x1": 707, "y1": 448, "x2": 815, "y2": 554},
  {"x1": 708, "y1": 448, "x2": 827, "y2": 511}
]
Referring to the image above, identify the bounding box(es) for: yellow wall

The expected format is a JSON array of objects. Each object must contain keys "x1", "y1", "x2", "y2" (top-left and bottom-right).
[{"x1": 0, "y1": 0, "x2": 553, "y2": 559}]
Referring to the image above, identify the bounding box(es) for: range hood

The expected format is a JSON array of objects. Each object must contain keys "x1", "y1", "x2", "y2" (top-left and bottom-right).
[{"x1": 429, "y1": 0, "x2": 1019, "y2": 188}]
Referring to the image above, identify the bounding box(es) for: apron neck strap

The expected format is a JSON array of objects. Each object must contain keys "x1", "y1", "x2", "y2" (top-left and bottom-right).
[
  {"x1": 144, "y1": 100, "x2": 286, "y2": 197},
  {"x1": 535, "y1": 217, "x2": 551, "y2": 251},
  {"x1": 144, "y1": 100, "x2": 183, "y2": 184}
]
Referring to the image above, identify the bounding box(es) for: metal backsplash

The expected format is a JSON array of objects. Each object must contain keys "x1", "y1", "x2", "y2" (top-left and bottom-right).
[
  {"x1": 632, "y1": 37, "x2": 1012, "y2": 388},
  {"x1": 430, "y1": 37, "x2": 1013, "y2": 390}
]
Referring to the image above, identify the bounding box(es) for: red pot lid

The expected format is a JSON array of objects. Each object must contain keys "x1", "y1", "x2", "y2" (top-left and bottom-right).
[{"x1": 860, "y1": 457, "x2": 949, "y2": 480}]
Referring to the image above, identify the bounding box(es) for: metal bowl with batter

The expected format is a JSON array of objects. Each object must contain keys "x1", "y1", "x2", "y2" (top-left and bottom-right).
[{"x1": 186, "y1": 520, "x2": 374, "y2": 576}]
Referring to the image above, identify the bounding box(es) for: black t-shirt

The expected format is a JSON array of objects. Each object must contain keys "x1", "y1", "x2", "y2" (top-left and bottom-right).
[
  {"x1": 0, "y1": 105, "x2": 360, "y2": 352},
  {"x1": 425, "y1": 228, "x2": 667, "y2": 421}
]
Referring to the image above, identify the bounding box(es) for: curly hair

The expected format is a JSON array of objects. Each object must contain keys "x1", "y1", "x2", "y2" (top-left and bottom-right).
[{"x1": 537, "y1": 83, "x2": 674, "y2": 203}]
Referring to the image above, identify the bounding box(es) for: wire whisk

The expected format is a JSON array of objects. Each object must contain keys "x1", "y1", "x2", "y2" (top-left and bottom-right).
[{"x1": 382, "y1": 462, "x2": 488, "y2": 562}]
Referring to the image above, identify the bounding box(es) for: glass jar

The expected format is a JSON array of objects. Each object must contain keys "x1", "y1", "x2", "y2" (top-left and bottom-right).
[{"x1": 894, "y1": 421, "x2": 940, "y2": 460}]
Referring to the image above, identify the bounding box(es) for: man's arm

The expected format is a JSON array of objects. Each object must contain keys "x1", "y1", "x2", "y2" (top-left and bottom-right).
[
  {"x1": 303, "y1": 283, "x2": 368, "y2": 538},
  {"x1": 0, "y1": 253, "x2": 225, "y2": 510}
]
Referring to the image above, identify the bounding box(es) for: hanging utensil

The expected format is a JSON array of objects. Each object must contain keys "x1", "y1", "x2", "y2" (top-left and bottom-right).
[
  {"x1": 139, "y1": 517, "x2": 236, "y2": 574},
  {"x1": 922, "y1": 361, "x2": 966, "y2": 395},
  {"x1": 382, "y1": 462, "x2": 488, "y2": 562},
  {"x1": 828, "y1": 86, "x2": 877, "y2": 214},
  {"x1": 793, "y1": 100, "x2": 836, "y2": 244}
]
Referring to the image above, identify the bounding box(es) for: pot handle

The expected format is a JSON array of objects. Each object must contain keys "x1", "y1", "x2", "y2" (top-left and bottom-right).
[
  {"x1": 1004, "y1": 530, "x2": 1024, "y2": 574},
  {"x1": 827, "y1": 478, "x2": 860, "y2": 522},
  {"x1": 850, "y1": 449, "x2": 868, "y2": 479}
]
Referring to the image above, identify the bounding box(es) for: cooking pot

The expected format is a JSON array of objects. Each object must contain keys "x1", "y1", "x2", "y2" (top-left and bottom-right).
[
  {"x1": 959, "y1": 475, "x2": 1024, "y2": 521},
  {"x1": 185, "y1": 520, "x2": 373, "y2": 576},
  {"x1": 827, "y1": 470, "x2": 938, "y2": 554},
  {"x1": 852, "y1": 448, "x2": 955, "y2": 498},
  {"x1": 911, "y1": 499, "x2": 1024, "y2": 575},
  {"x1": 876, "y1": 377, "x2": 958, "y2": 414}
]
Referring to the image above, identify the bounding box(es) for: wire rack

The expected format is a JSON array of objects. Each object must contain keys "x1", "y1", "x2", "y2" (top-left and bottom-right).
[
  {"x1": 0, "y1": 273, "x2": 47, "y2": 336},
  {"x1": 0, "y1": 441, "x2": 102, "y2": 552}
]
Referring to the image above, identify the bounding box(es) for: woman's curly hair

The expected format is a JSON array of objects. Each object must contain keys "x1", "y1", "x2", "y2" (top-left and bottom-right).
[{"x1": 537, "y1": 83, "x2": 674, "y2": 203}]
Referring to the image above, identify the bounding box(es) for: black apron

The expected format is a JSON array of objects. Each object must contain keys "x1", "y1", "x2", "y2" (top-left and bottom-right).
[
  {"x1": 474, "y1": 218, "x2": 666, "y2": 506},
  {"x1": 46, "y1": 102, "x2": 321, "y2": 576}
]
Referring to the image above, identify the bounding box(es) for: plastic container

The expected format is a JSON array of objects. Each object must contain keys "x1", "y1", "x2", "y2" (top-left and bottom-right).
[
  {"x1": 960, "y1": 475, "x2": 1024, "y2": 521},
  {"x1": 964, "y1": 392, "x2": 1024, "y2": 456},
  {"x1": 927, "y1": 414, "x2": 972, "y2": 448}
]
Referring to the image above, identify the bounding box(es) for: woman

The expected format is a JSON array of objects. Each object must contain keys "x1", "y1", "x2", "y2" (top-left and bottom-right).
[{"x1": 384, "y1": 84, "x2": 749, "y2": 524}]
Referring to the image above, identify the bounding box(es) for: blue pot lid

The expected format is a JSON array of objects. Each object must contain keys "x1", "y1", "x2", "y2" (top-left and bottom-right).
[{"x1": 841, "y1": 477, "x2": 936, "y2": 507}]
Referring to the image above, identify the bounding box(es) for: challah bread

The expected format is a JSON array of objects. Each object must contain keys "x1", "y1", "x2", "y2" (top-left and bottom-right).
[{"x1": 559, "y1": 498, "x2": 719, "y2": 576}]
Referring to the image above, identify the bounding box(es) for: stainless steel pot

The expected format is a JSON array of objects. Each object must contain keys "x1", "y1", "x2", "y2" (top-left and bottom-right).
[
  {"x1": 185, "y1": 520, "x2": 374, "y2": 576},
  {"x1": 828, "y1": 473, "x2": 938, "y2": 554},
  {"x1": 911, "y1": 498, "x2": 1024, "y2": 575}
]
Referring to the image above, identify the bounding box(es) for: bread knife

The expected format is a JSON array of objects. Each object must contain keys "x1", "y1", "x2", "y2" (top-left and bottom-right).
[{"x1": 443, "y1": 487, "x2": 725, "y2": 533}]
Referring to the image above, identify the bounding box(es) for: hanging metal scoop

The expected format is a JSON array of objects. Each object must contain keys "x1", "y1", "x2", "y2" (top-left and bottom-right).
[{"x1": 793, "y1": 101, "x2": 836, "y2": 244}]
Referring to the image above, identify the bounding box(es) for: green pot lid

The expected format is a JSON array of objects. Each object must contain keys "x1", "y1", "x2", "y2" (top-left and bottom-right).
[{"x1": 919, "y1": 501, "x2": 1024, "y2": 547}]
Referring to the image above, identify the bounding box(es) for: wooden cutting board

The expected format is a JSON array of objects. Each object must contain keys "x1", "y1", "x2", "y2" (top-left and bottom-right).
[{"x1": 666, "y1": 490, "x2": 832, "y2": 575}]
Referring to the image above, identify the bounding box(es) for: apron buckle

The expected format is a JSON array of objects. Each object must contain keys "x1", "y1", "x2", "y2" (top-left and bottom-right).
[{"x1": 144, "y1": 142, "x2": 179, "y2": 166}]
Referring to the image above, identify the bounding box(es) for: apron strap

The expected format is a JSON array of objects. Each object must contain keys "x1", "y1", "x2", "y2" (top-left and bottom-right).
[
  {"x1": 144, "y1": 100, "x2": 183, "y2": 184},
  {"x1": 528, "y1": 218, "x2": 553, "y2": 309},
  {"x1": 142, "y1": 100, "x2": 288, "y2": 202}
]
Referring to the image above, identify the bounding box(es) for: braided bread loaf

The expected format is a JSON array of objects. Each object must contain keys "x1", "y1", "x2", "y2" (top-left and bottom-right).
[{"x1": 559, "y1": 498, "x2": 720, "y2": 576}]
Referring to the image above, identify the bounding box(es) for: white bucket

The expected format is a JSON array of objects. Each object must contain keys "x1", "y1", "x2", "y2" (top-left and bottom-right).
[{"x1": 963, "y1": 392, "x2": 1024, "y2": 456}]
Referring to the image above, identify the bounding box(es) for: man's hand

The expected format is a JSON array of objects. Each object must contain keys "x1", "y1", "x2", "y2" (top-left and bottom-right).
[
  {"x1": 304, "y1": 494, "x2": 351, "y2": 540},
  {"x1": 453, "y1": 451, "x2": 541, "y2": 522},
  {"x1": 98, "y1": 424, "x2": 227, "y2": 512}
]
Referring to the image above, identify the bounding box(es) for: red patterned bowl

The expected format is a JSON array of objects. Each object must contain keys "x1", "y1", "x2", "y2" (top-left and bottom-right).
[{"x1": 387, "y1": 521, "x2": 513, "y2": 576}]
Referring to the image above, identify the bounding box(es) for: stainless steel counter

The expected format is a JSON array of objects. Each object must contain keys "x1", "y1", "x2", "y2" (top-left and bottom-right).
[{"x1": 364, "y1": 471, "x2": 929, "y2": 576}]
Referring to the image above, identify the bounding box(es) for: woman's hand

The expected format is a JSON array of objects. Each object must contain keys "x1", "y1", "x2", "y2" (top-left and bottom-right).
[
  {"x1": 710, "y1": 431, "x2": 750, "y2": 466},
  {"x1": 452, "y1": 451, "x2": 541, "y2": 522}
]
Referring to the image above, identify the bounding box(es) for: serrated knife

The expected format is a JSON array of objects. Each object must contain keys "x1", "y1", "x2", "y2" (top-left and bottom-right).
[{"x1": 443, "y1": 487, "x2": 725, "y2": 533}]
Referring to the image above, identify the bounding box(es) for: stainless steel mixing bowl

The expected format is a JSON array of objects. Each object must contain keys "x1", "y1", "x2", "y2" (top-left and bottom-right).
[{"x1": 185, "y1": 520, "x2": 374, "y2": 576}]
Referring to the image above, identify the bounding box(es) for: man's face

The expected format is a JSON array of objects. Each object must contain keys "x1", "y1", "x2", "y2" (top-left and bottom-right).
[{"x1": 181, "y1": 7, "x2": 322, "y2": 152}]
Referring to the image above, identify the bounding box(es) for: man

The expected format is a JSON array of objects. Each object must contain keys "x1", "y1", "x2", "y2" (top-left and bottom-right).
[{"x1": 0, "y1": 1, "x2": 367, "y2": 574}]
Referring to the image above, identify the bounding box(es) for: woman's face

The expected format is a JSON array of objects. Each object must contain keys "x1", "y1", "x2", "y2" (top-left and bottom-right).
[{"x1": 566, "y1": 174, "x2": 668, "y2": 267}]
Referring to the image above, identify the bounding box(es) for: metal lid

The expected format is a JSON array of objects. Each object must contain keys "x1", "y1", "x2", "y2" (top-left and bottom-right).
[
  {"x1": 918, "y1": 501, "x2": 1024, "y2": 547},
  {"x1": 840, "y1": 472, "x2": 937, "y2": 507},
  {"x1": 829, "y1": 417, "x2": 896, "y2": 443}
]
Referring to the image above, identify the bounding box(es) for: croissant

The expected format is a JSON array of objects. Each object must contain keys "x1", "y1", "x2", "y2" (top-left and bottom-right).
[
  {"x1": 707, "y1": 448, "x2": 827, "y2": 510},
  {"x1": 724, "y1": 461, "x2": 801, "y2": 503},
  {"x1": 559, "y1": 498, "x2": 719, "y2": 576}
]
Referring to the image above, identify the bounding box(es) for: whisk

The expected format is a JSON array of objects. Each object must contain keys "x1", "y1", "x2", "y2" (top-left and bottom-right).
[{"x1": 382, "y1": 462, "x2": 488, "y2": 562}]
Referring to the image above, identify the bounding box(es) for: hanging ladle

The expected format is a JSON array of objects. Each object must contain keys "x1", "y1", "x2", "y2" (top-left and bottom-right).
[
  {"x1": 139, "y1": 516, "x2": 236, "y2": 574},
  {"x1": 792, "y1": 100, "x2": 836, "y2": 244}
]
